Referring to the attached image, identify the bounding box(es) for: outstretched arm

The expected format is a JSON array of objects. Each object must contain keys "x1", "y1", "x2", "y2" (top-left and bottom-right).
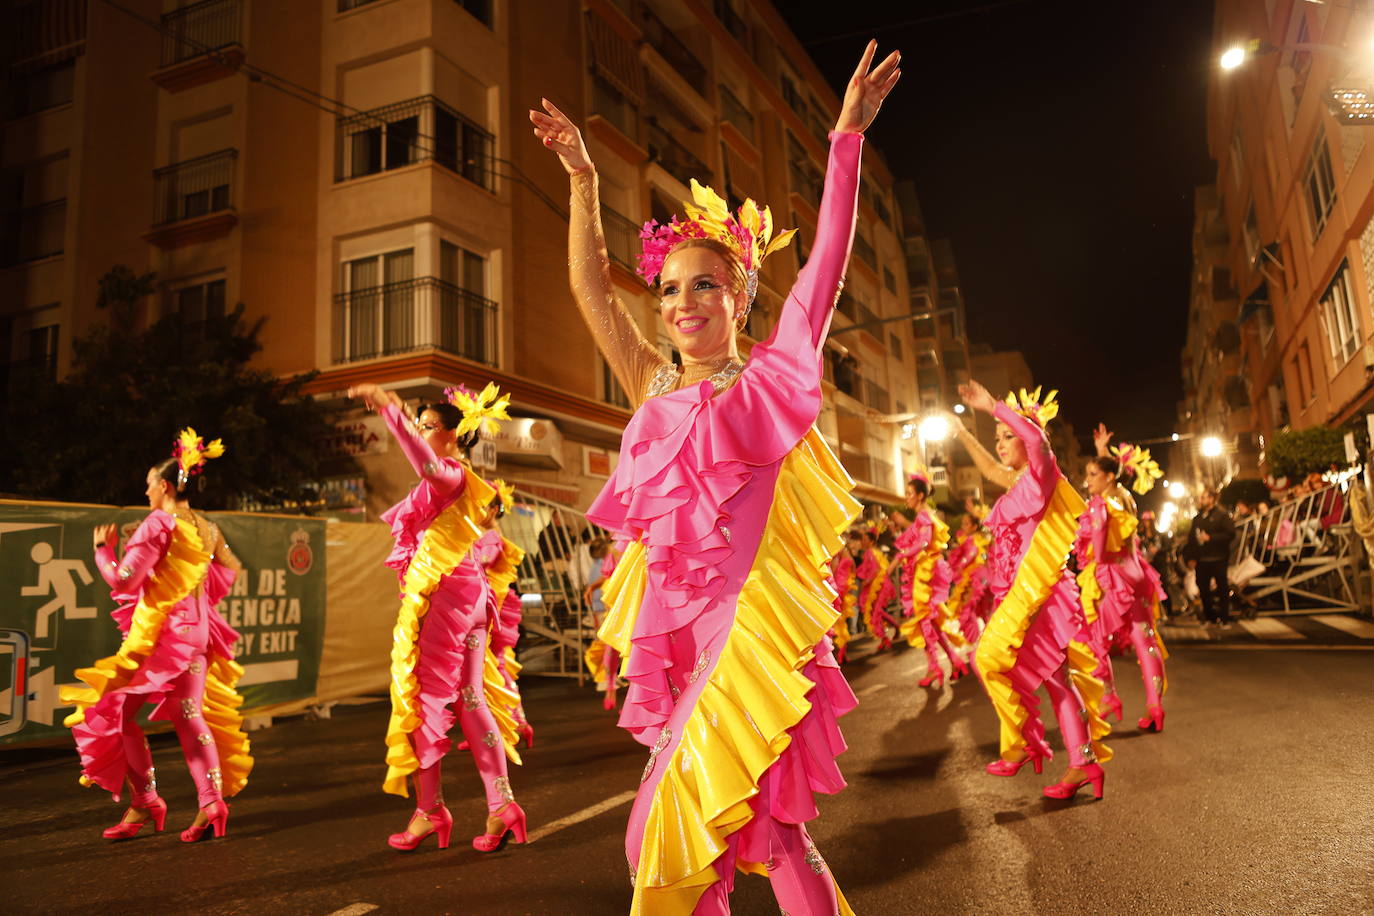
[
  {"x1": 382, "y1": 402, "x2": 466, "y2": 496},
  {"x1": 96, "y1": 516, "x2": 171, "y2": 592},
  {"x1": 531, "y1": 99, "x2": 665, "y2": 404}
]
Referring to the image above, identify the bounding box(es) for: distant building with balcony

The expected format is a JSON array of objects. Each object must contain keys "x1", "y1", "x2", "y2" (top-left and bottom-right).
[{"x1": 2, "y1": 0, "x2": 942, "y2": 515}]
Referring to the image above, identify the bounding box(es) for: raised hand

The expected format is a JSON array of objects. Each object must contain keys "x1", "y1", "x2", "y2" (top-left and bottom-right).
[
  {"x1": 347, "y1": 383, "x2": 399, "y2": 412},
  {"x1": 93, "y1": 523, "x2": 117, "y2": 551},
  {"x1": 957, "y1": 380, "x2": 998, "y2": 415},
  {"x1": 834, "y1": 40, "x2": 901, "y2": 135},
  {"x1": 1093, "y1": 423, "x2": 1114, "y2": 456},
  {"x1": 529, "y1": 98, "x2": 593, "y2": 174}
]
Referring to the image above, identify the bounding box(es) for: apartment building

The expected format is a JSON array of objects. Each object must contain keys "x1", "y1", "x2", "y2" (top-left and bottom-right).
[
  {"x1": 1184, "y1": 0, "x2": 1374, "y2": 488},
  {"x1": 2, "y1": 0, "x2": 933, "y2": 515}
]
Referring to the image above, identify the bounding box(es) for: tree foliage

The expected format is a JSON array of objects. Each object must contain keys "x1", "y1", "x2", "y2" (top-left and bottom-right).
[
  {"x1": 0, "y1": 267, "x2": 345, "y2": 509},
  {"x1": 1264, "y1": 425, "x2": 1354, "y2": 480}
]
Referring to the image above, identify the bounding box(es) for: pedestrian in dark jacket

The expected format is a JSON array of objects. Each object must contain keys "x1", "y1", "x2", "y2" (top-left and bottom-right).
[{"x1": 1183, "y1": 489, "x2": 1236, "y2": 625}]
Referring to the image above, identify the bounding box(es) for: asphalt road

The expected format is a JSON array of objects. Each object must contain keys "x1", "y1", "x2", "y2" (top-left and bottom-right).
[{"x1": 4, "y1": 635, "x2": 1373, "y2": 915}]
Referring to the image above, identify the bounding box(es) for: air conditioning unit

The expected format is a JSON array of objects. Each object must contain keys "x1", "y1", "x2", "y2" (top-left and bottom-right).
[{"x1": 931, "y1": 465, "x2": 949, "y2": 487}]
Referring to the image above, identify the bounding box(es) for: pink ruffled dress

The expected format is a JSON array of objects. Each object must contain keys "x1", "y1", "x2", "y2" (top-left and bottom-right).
[{"x1": 589, "y1": 132, "x2": 865, "y2": 913}]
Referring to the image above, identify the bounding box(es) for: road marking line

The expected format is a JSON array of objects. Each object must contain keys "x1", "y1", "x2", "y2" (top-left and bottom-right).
[
  {"x1": 1186, "y1": 643, "x2": 1374, "y2": 651},
  {"x1": 1311, "y1": 614, "x2": 1374, "y2": 639},
  {"x1": 325, "y1": 905, "x2": 378, "y2": 916},
  {"x1": 1236, "y1": 617, "x2": 1305, "y2": 640},
  {"x1": 857, "y1": 682, "x2": 887, "y2": 697},
  {"x1": 525, "y1": 790, "x2": 637, "y2": 844}
]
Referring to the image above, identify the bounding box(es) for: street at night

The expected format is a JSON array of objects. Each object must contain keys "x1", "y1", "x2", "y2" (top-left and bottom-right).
[{"x1": 4, "y1": 633, "x2": 1372, "y2": 915}]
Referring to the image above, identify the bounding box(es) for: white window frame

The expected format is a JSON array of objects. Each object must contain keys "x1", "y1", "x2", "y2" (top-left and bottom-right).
[
  {"x1": 1305, "y1": 131, "x2": 1337, "y2": 240},
  {"x1": 1320, "y1": 261, "x2": 1361, "y2": 369}
]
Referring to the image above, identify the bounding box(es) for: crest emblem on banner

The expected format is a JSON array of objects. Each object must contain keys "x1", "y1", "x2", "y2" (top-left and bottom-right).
[{"x1": 287, "y1": 528, "x2": 313, "y2": 575}]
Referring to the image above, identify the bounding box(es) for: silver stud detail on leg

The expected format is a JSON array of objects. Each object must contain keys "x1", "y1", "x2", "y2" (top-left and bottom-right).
[{"x1": 804, "y1": 843, "x2": 826, "y2": 875}]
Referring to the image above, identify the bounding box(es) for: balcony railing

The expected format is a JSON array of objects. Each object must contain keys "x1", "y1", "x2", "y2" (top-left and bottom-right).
[
  {"x1": 713, "y1": 0, "x2": 748, "y2": 43},
  {"x1": 637, "y1": 4, "x2": 707, "y2": 89},
  {"x1": 335, "y1": 95, "x2": 493, "y2": 190},
  {"x1": 332, "y1": 277, "x2": 497, "y2": 366},
  {"x1": 153, "y1": 149, "x2": 236, "y2": 226},
  {"x1": 853, "y1": 232, "x2": 876, "y2": 270},
  {"x1": 789, "y1": 156, "x2": 822, "y2": 205},
  {"x1": 161, "y1": 0, "x2": 242, "y2": 66},
  {"x1": 718, "y1": 83, "x2": 754, "y2": 141},
  {"x1": 602, "y1": 206, "x2": 641, "y2": 273},
  {"x1": 648, "y1": 121, "x2": 709, "y2": 188},
  {"x1": 0, "y1": 200, "x2": 66, "y2": 266}
]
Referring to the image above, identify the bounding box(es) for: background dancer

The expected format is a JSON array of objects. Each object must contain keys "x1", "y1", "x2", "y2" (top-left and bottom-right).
[{"x1": 894, "y1": 475, "x2": 968, "y2": 686}]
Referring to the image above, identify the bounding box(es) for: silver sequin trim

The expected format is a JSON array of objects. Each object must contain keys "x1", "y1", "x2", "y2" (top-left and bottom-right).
[
  {"x1": 197, "y1": 733, "x2": 213, "y2": 746},
  {"x1": 670, "y1": 683, "x2": 681, "y2": 701},
  {"x1": 462, "y1": 686, "x2": 480, "y2": 710},
  {"x1": 207, "y1": 767, "x2": 222, "y2": 794},
  {"x1": 1080, "y1": 743, "x2": 1097, "y2": 764},
  {"x1": 804, "y1": 843, "x2": 826, "y2": 875},
  {"x1": 1078, "y1": 707, "x2": 1089, "y2": 723},
  {"x1": 482, "y1": 731, "x2": 499, "y2": 748},
  {"x1": 116, "y1": 565, "x2": 133, "y2": 582},
  {"x1": 422, "y1": 460, "x2": 439, "y2": 477},
  {"x1": 628, "y1": 857, "x2": 637, "y2": 888},
  {"x1": 181, "y1": 699, "x2": 201, "y2": 719},
  {"x1": 493, "y1": 775, "x2": 513, "y2": 803},
  {"x1": 719, "y1": 524, "x2": 731, "y2": 543},
  {"x1": 1152, "y1": 676, "x2": 1164, "y2": 695},
  {"x1": 641, "y1": 728, "x2": 673, "y2": 784},
  {"x1": 687, "y1": 650, "x2": 711, "y2": 685},
  {"x1": 465, "y1": 633, "x2": 482, "y2": 650},
  {"x1": 142, "y1": 767, "x2": 156, "y2": 795},
  {"x1": 188, "y1": 660, "x2": 202, "y2": 675}
]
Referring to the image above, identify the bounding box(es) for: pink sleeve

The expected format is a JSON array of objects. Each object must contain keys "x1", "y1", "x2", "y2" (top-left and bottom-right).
[
  {"x1": 95, "y1": 545, "x2": 120, "y2": 589},
  {"x1": 900, "y1": 520, "x2": 930, "y2": 559},
  {"x1": 102, "y1": 513, "x2": 173, "y2": 594},
  {"x1": 381, "y1": 404, "x2": 465, "y2": 496},
  {"x1": 993, "y1": 402, "x2": 1057, "y2": 485},
  {"x1": 788, "y1": 131, "x2": 863, "y2": 349}
]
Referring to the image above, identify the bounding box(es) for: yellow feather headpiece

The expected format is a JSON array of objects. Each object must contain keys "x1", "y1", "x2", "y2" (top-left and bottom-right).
[
  {"x1": 1003, "y1": 386, "x2": 1060, "y2": 429},
  {"x1": 444, "y1": 382, "x2": 511, "y2": 439},
  {"x1": 1112, "y1": 443, "x2": 1164, "y2": 496},
  {"x1": 492, "y1": 478, "x2": 516, "y2": 512},
  {"x1": 638, "y1": 179, "x2": 797, "y2": 303},
  {"x1": 172, "y1": 427, "x2": 225, "y2": 487}
]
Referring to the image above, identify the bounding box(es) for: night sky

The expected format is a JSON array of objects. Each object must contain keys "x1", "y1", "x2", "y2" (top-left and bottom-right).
[{"x1": 778, "y1": 0, "x2": 1217, "y2": 466}]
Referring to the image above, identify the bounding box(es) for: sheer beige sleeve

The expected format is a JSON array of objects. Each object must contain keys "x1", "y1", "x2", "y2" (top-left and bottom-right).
[
  {"x1": 569, "y1": 168, "x2": 667, "y2": 406},
  {"x1": 954, "y1": 423, "x2": 1018, "y2": 491},
  {"x1": 212, "y1": 524, "x2": 244, "y2": 574}
]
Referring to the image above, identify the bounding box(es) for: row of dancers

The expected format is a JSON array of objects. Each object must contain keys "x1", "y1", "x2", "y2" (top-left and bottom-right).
[{"x1": 57, "y1": 41, "x2": 1166, "y2": 914}]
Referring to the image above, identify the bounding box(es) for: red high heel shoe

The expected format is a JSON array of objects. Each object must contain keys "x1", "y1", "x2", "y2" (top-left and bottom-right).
[
  {"x1": 180, "y1": 799, "x2": 229, "y2": 843},
  {"x1": 520, "y1": 722, "x2": 535, "y2": 748},
  {"x1": 950, "y1": 659, "x2": 971, "y2": 681},
  {"x1": 1137, "y1": 705, "x2": 1165, "y2": 733},
  {"x1": 918, "y1": 667, "x2": 945, "y2": 688},
  {"x1": 473, "y1": 801, "x2": 527, "y2": 852},
  {"x1": 387, "y1": 803, "x2": 453, "y2": 851},
  {"x1": 103, "y1": 797, "x2": 167, "y2": 840},
  {"x1": 985, "y1": 751, "x2": 1046, "y2": 777},
  {"x1": 457, "y1": 739, "x2": 471, "y2": 751},
  {"x1": 1103, "y1": 693, "x2": 1124, "y2": 723},
  {"x1": 1042, "y1": 763, "x2": 1105, "y2": 800}
]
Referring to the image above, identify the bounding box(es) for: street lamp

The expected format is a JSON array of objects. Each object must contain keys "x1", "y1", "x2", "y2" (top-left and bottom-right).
[
  {"x1": 1200, "y1": 436, "x2": 1224, "y2": 458},
  {"x1": 1220, "y1": 45, "x2": 1247, "y2": 71},
  {"x1": 1168, "y1": 481, "x2": 1187, "y2": 499},
  {"x1": 918, "y1": 415, "x2": 950, "y2": 442}
]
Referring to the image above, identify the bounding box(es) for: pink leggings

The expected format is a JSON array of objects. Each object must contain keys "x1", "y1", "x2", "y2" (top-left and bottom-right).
[
  {"x1": 412, "y1": 627, "x2": 513, "y2": 813},
  {"x1": 1129, "y1": 621, "x2": 1166, "y2": 709},
  {"x1": 119, "y1": 653, "x2": 223, "y2": 809},
  {"x1": 919, "y1": 613, "x2": 961, "y2": 673},
  {"x1": 1043, "y1": 664, "x2": 1094, "y2": 769},
  {"x1": 691, "y1": 819, "x2": 838, "y2": 916}
]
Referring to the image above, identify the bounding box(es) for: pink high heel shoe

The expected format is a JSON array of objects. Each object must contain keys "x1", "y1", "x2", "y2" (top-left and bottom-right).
[
  {"x1": 1103, "y1": 693, "x2": 1124, "y2": 723},
  {"x1": 473, "y1": 801, "x2": 528, "y2": 852},
  {"x1": 520, "y1": 722, "x2": 535, "y2": 748},
  {"x1": 388, "y1": 803, "x2": 453, "y2": 851},
  {"x1": 103, "y1": 797, "x2": 167, "y2": 840},
  {"x1": 918, "y1": 667, "x2": 945, "y2": 688},
  {"x1": 1042, "y1": 763, "x2": 1106, "y2": 800},
  {"x1": 180, "y1": 799, "x2": 228, "y2": 842},
  {"x1": 1137, "y1": 705, "x2": 1165, "y2": 733},
  {"x1": 950, "y1": 659, "x2": 971, "y2": 681},
  {"x1": 985, "y1": 750, "x2": 1046, "y2": 777}
]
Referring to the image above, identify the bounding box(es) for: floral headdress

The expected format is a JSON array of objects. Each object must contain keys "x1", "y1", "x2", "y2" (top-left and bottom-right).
[
  {"x1": 967, "y1": 501, "x2": 991, "y2": 523},
  {"x1": 908, "y1": 468, "x2": 932, "y2": 490},
  {"x1": 1003, "y1": 386, "x2": 1060, "y2": 429},
  {"x1": 1112, "y1": 443, "x2": 1164, "y2": 496},
  {"x1": 492, "y1": 478, "x2": 516, "y2": 513},
  {"x1": 637, "y1": 179, "x2": 797, "y2": 306},
  {"x1": 443, "y1": 382, "x2": 511, "y2": 438},
  {"x1": 172, "y1": 427, "x2": 225, "y2": 488}
]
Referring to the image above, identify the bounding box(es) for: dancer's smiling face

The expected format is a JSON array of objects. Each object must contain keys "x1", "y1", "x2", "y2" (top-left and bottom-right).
[
  {"x1": 659, "y1": 245, "x2": 744, "y2": 362},
  {"x1": 994, "y1": 422, "x2": 1028, "y2": 470}
]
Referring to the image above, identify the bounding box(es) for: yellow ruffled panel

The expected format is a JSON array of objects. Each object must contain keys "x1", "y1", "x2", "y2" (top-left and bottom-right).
[
  {"x1": 973, "y1": 478, "x2": 1086, "y2": 760},
  {"x1": 585, "y1": 639, "x2": 613, "y2": 684},
  {"x1": 62, "y1": 516, "x2": 210, "y2": 726},
  {"x1": 630, "y1": 430, "x2": 859, "y2": 916},
  {"x1": 480, "y1": 646, "x2": 524, "y2": 765},
  {"x1": 1066, "y1": 639, "x2": 1113, "y2": 763},
  {"x1": 597, "y1": 540, "x2": 648, "y2": 656},
  {"x1": 383, "y1": 474, "x2": 495, "y2": 797},
  {"x1": 486, "y1": 537, "x2": 526, "y2": 599},
  {"x1": 203, "y1": 655, "x2": 253, "y2": 797},
  {"x1": 860, "y1": 549, "x2": 891, "y2": 636},
  {"x1": 901, "y1": 516, "x2": 951, "y2": 649},
  {"x1": 1077, "y1": 560, "x2": 1102, "y2": 625}
]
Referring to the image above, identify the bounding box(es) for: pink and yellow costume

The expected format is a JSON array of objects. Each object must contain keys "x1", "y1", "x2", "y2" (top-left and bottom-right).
[
  {"x1": 946, "y1": 525, "x2": 991, "y2": 642},
  {"x1": 63, "y1": 511, "x2": 252, "y2": 813},
  {"x1": 376, "y1": 405, "x2": 517, "y2": 814},
  {"x1": 572, "y1": 131, "x2": 865, "y2": 914},
  {"x1": 472, "y1": 526, "x2": 530, "y2": 758},
  {"x1": 828, "y1": 550, "x2": 857, "y2": 664},
  {"x1": 586, "y1": 537, "x2": 629, "y2": 706},
  {"x1": 976, "y1": 402, "x2": 1112, "y2": 771},
  {"x1": 896, "y1": 510, "x2": 964, "y2": 676},
  {"x1": 1075, "y1": 493, "x2": 1168, "y2": 720},
  {"x1": 856, "y1": 545, "x2": 897, "y2": 648}
]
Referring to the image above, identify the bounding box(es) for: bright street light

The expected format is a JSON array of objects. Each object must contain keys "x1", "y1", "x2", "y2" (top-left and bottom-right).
[
  {"x1": 1220, "y1": 45, "x2": 1247, "y2": 70},
  {"x1": 918, "y1": 415, "x2": 950, "y2": 442},
  {"x1": 1162, "y1": 478, "x2": 1171, "y2": 488},
  {"x1": 1200, "y1": 436, "x2": 1224, "y2": 458},
  {"x1": 953, "y1": 404, "x2": 966, "y2": 415},
  {"x1": 1163, "y1": 501, "x2": 1177, "y2": 515},
  {"x1": 1168, "y1": 481, "x2": 1187, "y2": 499},
  {"x1": 1171, "y1": 433, "x2": 1181, "y2": 441}
]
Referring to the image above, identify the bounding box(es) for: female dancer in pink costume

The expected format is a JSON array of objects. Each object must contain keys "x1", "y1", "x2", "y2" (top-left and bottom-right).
[
  {"x1": 532, "y1": 38, "x2": 899, "y2": 914},
  {"x1": 62, "y1": 430, "x2": 252, "y2": 842},
  {"x1": 348, "y1": 382, "x2": 527, "y2": 853},
  {"x1": 856, "y1": 525, "x2": 898, "y2": 650},
  {"x1": 894, "y1": 476, "x2": 969, "y2": 687},
  {"x1": 940, "y1": 384, "x2": 1113, "y2": 800},
  {"x1": 585, "y1": 535, "x2": 629, "y2": 709},
  {"x1": 945, "y1": 504, "x2": 992, "y2": 641},
  {"x1": 1079, "y1": 427, "x2": 1169, "y2": 732},
  {"x1": 828, "y1": 541, "x2": 858, "y2": 664}
]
